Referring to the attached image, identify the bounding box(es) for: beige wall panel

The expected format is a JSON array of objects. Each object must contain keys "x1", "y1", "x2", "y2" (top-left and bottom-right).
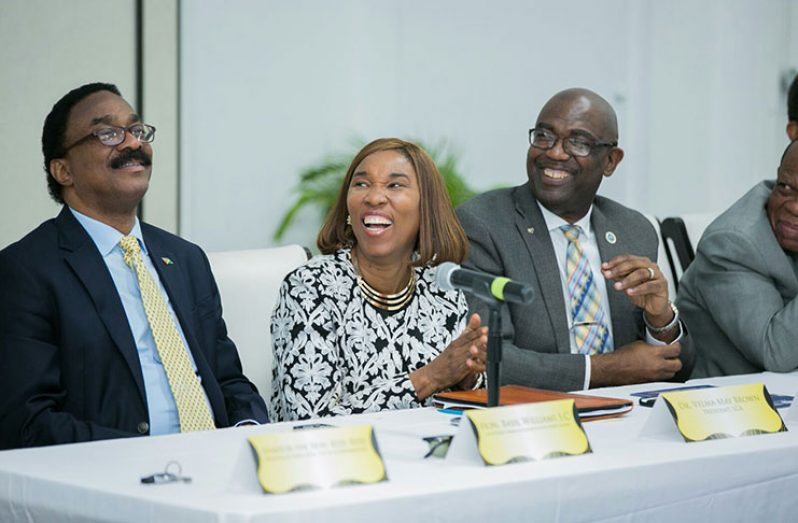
[
  {"x1": 142, "y1": 0, "x2": 179, "y2": 233},
  {"x1": 0, "y1": 0, "x2": 136, "y2": 248}
]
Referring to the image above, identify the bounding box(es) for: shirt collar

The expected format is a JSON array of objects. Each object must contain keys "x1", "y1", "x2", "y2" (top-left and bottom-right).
[
  {"x1": 69, "y1": 208, "x2": 146, "y2": 257},
  {"x1": 537, "y1": 202, "x2": 594, "y2": 240}
]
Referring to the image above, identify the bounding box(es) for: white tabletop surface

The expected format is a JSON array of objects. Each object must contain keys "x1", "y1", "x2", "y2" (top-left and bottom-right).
[{"x1": 1, "y1": 372, "x2": 797, "y2": 522}]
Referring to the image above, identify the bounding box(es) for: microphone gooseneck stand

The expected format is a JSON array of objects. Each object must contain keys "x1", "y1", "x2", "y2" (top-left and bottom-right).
[
  {"x1": 470, "y1": 280, "x2": 503, "y2": 408},
  {"x1": 438, "y1": 263, "x2": 534, "y2": 408},
  {"x1": 485, "y1": 301, "x2": 502, "y2": 407}
]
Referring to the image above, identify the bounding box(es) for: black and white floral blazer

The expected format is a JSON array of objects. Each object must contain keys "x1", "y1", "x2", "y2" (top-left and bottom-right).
[{"x1": 269, "y1": 248, "x2": 469, "y2": 422}]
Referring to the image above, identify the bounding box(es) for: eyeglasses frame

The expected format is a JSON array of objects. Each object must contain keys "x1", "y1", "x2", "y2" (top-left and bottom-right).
[
  {"x1": 60, "y1": 123, "x2": 157, "y2": 156},
  {"x1": 528, "y1": 127, "x2": 617, "y2": 157}
]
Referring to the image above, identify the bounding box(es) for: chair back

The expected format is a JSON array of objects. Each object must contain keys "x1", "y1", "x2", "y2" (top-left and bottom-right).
[
  {"x1": 207, "y1": 245, "x2": 310, "y2": 399},
  {"x1": 642, "y1": 214, "x2": 677, "y2": 299},
  {"x1": 661, "y1": 213, "x2": 716, "y2": 286}
]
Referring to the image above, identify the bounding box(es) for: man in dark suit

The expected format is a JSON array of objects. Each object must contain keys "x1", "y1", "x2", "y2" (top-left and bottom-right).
[
  {"x1": 0, "y1": 83, "x2": 268, "y2": 449},
  {"x1": 457, "y1": 88, "x2": 694, "y2": 391}
]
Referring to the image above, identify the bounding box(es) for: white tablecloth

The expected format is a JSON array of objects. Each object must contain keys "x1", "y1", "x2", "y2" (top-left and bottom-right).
[{"x1": 1, "y1": 372, "x2": 797, "y2": 522}]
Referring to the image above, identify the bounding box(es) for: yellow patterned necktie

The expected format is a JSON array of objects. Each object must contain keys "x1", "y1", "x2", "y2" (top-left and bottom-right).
[
  {"x1": 119, "y1": 236, "x2": 215, "y2": 432},
  {"x1": 560, "y1": 225, "x2": 613, "y2": 355}
]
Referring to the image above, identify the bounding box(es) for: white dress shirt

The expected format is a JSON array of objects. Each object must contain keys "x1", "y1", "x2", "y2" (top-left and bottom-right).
[
  {"x1": 537, "y1": 203, "x2": 680, "y2": 389},
  {"x1": 70, "y1": 208, "x2": 211, "y2": 435}
]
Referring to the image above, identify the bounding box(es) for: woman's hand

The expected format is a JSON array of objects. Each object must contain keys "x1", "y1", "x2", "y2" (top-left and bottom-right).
[{"x1": 410, "y1": 314, "x2": 488, "y2": 400}]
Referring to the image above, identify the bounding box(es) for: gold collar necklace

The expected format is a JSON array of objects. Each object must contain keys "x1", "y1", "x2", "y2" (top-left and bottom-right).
[{"x1": 351, "y1": 251, "x2": 416, "y2": 311}]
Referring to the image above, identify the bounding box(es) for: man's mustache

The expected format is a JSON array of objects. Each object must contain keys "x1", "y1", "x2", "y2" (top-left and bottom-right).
[{"x1": 109, "y1": 149, "x2": 152, "y2": 169}]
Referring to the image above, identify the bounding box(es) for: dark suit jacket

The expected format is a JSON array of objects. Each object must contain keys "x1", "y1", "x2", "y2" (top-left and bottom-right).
[
  {"x1": 0, "y1": 207, "x2": 268, "y2": 449},
  {"x1": 457, "y1": 183, "x2": 694, "y2": 391}
]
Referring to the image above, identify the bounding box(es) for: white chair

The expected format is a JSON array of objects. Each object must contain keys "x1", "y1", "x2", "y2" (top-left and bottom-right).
[{"x1": 207, "y1": 245, "x2": 310, "y2": 400}]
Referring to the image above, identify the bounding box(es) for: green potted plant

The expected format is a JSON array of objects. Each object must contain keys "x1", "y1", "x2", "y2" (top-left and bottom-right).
[{"x1": 273, "y1": 139, "x2": 478, "y2": 242}]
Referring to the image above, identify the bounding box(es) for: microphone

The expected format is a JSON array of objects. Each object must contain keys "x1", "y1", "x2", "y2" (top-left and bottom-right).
[{"x1": 435, "y1": 262, "x2": 534, "y2": 304}]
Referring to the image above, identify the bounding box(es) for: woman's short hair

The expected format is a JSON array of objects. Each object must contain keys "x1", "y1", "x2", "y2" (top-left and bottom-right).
[{"x1": 317, "y1": 138, "x2": 469, "y2": 266}]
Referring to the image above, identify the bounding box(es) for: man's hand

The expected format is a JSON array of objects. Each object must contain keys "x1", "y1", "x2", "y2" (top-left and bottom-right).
[
  {"x1": 590, "y1": 341, "x2": 682, "y2": 387},
  {"x1": 601, "y1": 255, "x2": 670, "y2": 317},
  {"x1": 601, "y1": 255, "x2": 678, "y2": 342}
]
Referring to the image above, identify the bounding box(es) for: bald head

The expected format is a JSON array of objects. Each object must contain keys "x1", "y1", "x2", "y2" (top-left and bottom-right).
[
  {"x1": 538, "y1": 88, "x2": 618, "y2": 142},
  {"x1": 527, "y1": 87, "x2": 624, "y2": 223},
  {"x1": 769, "y1": 139, "x2": 798, "y2": 253},
  {"x1": 781, "y1": 139, "x2": 798, "y2": 166}
]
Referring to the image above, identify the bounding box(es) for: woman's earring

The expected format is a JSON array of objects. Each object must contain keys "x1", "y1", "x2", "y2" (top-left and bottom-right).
[{"x1": 346, "y1": 215, "x2": 352, "y2": 226}]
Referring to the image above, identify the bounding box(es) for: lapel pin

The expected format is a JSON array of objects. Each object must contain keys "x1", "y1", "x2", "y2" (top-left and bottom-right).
[
  {"x1": 161, "y1": 257, "x2": 174, "y2": 265},
  {"x1": 527, "y1": 227, "x2": 535, "y2": 235},
  {"x1": 605, "y1": 231, "x2": 617, "y2": 244}
]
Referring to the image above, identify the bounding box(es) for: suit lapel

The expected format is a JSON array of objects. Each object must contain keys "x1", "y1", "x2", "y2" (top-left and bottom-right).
[
  {"x1": 590, "y1": 204, "x2": 631, "y2": 342},
  {"x1": 141, "y1": 229, "x2": 196, "y2": 346},
  {"x1": 56, "y1": 208, "x2": 147, "y2": 402},
  {"x1": 143, "y1": 228, "x2": 225, "y2": 422},
  {"x1": 513, "y1": 187, "x2": 571, "y2": 354}
]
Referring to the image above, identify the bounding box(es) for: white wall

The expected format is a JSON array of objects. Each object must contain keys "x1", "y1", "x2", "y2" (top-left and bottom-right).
[
  {"x1": 2, "y1": 1, "x2": 793, "y2": 251},
  {"x1": 0, "y1": 0, "x2": 179, "y2": 249},
  {"x1": 0, "y1": 0, "x2": 136, "y2": 249},
  {"x1": 643, "y1": 0, "x2": 789, "y2": 216},
  {"x1": 180, "y1": 0, "x2": 793, "y2": 253},
  {"x1": 142, "y1": 0, "x2": 180, "y2": 233}
]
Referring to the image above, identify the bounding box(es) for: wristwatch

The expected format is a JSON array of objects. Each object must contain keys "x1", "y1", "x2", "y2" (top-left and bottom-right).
[{"x1": 644, "y1": 301, "x2": 680, "y2": 334}]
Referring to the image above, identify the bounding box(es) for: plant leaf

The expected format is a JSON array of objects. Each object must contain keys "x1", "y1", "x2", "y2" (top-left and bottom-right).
[{"x1": 274, "y1": 138, "x2": 478, "y2": 241}]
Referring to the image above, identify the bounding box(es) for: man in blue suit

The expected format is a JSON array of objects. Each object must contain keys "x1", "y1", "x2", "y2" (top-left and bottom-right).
[{"x1": 0, "y1": 83, "x2": 268, "y2": 449}]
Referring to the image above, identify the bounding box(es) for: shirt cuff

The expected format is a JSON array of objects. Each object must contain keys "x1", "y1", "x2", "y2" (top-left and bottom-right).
[
  {"x1": 234, "y1": 419, "x2": 260, "y2": 427},
  {"x1": 582, "y1": 354, "x2": 591, "y2": 390},
  {"x1": 645, "y1": 321, "x2": 685, "y2": 345}
]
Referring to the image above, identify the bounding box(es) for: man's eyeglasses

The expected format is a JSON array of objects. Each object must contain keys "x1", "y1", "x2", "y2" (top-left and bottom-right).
[
  {"x1": 529, "y1": 128, "x2": 617, "y2": 157},
  {"x1": 62, "y1": 124, "x2": 156, "y2": 155}
]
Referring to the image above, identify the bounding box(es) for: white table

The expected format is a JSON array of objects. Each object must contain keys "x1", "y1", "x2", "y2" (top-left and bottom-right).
[{"x1": 1, "y1": 372, "x2": 797, "y2": 522}]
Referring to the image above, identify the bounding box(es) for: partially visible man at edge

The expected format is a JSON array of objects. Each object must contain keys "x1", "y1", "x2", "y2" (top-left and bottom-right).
[
  {"x1": 0, "y1": 82, "x2": 268, "y2": 449},
  {"x1": 457, "y1": 88, "x2": 694, "y2": 391},
  {"x1": 678, "y1": 140, "x2": 798, "y2": 377}
]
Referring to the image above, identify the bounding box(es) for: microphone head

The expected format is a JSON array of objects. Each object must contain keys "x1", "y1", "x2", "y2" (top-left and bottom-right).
[{"x1": 434, "y1": 261, "x2": 459, "y2": 291}]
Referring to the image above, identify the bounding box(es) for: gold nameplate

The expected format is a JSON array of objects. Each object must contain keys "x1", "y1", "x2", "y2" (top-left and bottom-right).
[
  {"x1": 248, "y1": 424, "x2": 387, "y2": 494},
  {"x1": 658, "y1": 383, "x2": 786, "y2": 442},
  {"x1": 447, "y1": 400, "x2": 591, "y2": 465}
]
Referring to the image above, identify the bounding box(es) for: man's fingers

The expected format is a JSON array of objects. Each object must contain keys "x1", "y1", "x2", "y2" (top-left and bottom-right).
[
  {"x1": 623, "y1": 280, "x2": 667, "y2": 297},
  {"x1": 656, "y1": 357, "x2": 682, "y2": 379},
  {"x1": 649, "y1": 344, "x2": 682, "y2": 379},
  {"x1": 602, "y1": 254, "x2": 638, "y2": 269},
  {"x1": 657, "y1": 343, "x2": 681, "y2": 359},
  {"x1": 603, "y1": 258, "x2": 659, "y2": 283}
]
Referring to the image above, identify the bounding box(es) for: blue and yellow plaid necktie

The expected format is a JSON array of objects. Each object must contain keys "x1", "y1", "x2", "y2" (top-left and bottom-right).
[
  {"x1": 119, "y1": 236, "x2": 215, "y2": 432},
  {"x1": 560, "y1": 225, "x2": 613, "y2": 355}
]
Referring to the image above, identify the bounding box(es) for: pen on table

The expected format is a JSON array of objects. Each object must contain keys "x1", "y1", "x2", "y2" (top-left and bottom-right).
[{"x1": 436, "y1": 408, "x2": 462, "y2": 415}]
